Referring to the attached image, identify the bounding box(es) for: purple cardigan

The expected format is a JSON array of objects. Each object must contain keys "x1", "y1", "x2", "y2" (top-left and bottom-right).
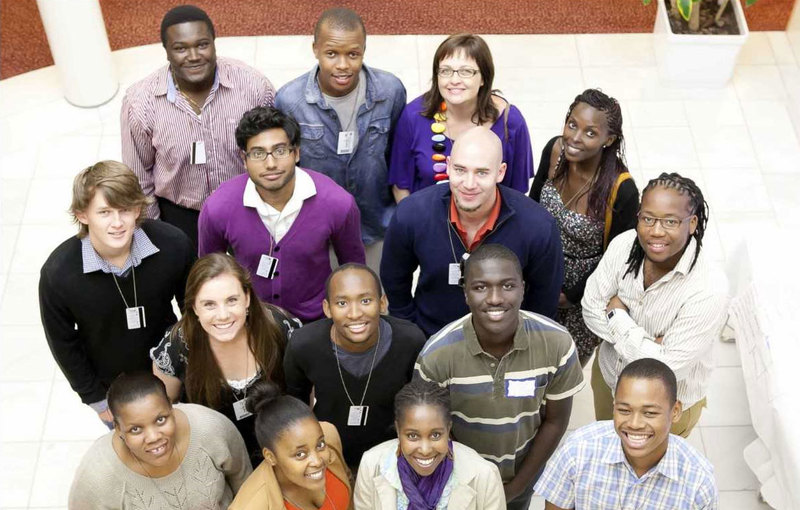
[
  {"x1": 388, "y1": 95, "x2": 534, "y2": 194},
  {"x1": 198, "y1": 171, "x2": 365, "y2": 322}
]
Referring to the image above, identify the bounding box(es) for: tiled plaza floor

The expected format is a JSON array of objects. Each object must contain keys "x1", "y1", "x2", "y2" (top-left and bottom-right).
[{"x1": 3, "y1": 31, "x2": 800, "y2": 509}]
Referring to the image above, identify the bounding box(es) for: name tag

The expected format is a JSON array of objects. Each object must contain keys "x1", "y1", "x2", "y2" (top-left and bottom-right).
[
  {"x1": 256, "y1": 254, "x2": 279, "y2": 279},
  {"x1": 347, "y1": 405, "x2": 369, "y2": 426},
  {"x1": 190, "y1": 141, "x2": 206, "y2": 164},
  {"x1": 337, "y1": 131, "x2": 355, "y2": 155},
  {"x1": 125, "y1": 306, "x2": 146, "y2": 330},
  {"x1": 506, "y1": 378, "x2": 537, "y2": 398},
  {"x1": 448, "y1": 263, "x2": 462, "y2": 286},
  {"x1": 232, "y1": 399, "x2": 253, "y2": 421}
]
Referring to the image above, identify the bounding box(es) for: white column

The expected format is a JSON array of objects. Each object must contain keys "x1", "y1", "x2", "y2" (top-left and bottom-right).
[{"x1": 36, "y1": 0, "x2": 118, "y2": 107}]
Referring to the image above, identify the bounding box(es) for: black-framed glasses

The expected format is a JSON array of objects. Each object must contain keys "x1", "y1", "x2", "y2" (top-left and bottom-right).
[
  {"x1": 637, "y1": 213, "x2": 694, "y2": 230},
  {"x1": 245, "y1": 146, "x2": 295, "y2": 161},
  {"x1": 437, "y1": 67, "x2": 480, "y2": 79}
]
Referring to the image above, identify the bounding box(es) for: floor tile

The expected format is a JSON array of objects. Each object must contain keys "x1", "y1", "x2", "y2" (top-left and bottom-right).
[
  {"x1": 0, "y1": 382, "x2": 51, "y2": 442},
  {"x1": 415, "y1": 34, "x2": 450, "y2": 70},
  {"x1": 693, "y1": 126, "x2": 758, "y2": 169},
  {"x1": 41, "y1": 381, "x2": 109, "y2": 442},
  {"x1": 701, "y1": 425, "x2": 760, "y2": 491},
  {"x1": 528, "y1": 495, "x2": 545, "y2": 509},
  {"x1": 763, "y1": 174, "x2": 800, "y2": 227},
  {"x1": 684, "y1": 427, "x2": 706, "y2": 456},
  {"x1": 0, "y1": 150, "x2": 38, "y2": 182},
  {"x1": 567, "y1": 363, "x2": 594, "y2": 431},
  {"x1": 684, "y1": 99, "x2": 745, "y2": 127},
  {"x1": 718, "y1": 490, "x2": 772, "y2": 510},
  {"x1": 626, "y1": 100, "x2": 687, "y2": 128},
  {"x1": 701, "y1": 168, "x2": 771, "y2": 217},
  {"x1": 0, "y1": 272, "x2": 43, "y2": 326},
  {"x1": 96, "y1": 135, "x2": 122, "y2": 162},
  {"x1": 582, "y1": 65, "x2": 739, "y2": 102},
  {"x1": 766, "y1": 32, "x2": 797, "y2": 65},
  {"x1": 699, "y1": 366, "x2": 752, "y2": 427},
  {"x1": 0, "y1": 325, "x2": 56, "y2": 383},
  {"x1": 483, "y1": 34, "x2": 580, "y2": 68},
  {"x1": 15, "y1": 226, "x2": 79, "y2": 274},
  {"x1": 0, "y1": 441, "x2": 38, "y2": 507},
  {"x1": 632, "y1": 126, "x2": 700, "y2": 169},
  {"x1": 1, "y1": 226, "x2": 18, "y2": 273},
  {"x1": 213, "y1": 36, "x2": 258, "y2": 65},
  {"x1": 495, "y1": 67, "x2": 584, "y2": 102},
  {"x1": 734, "y1": 65, "x2": 787, "y2": 101},
  {"x1": 28, "y1": 441, "x2": 94, "y2": 507},
  {"x1": 513, "y1": 101, "x2": 568, "y2": 129},
  {"x1": 0, "y1": 67, "x2": 62, "y2": 120},
  {"x1": 714, "y1": 337, "x2": 742, "y2": 368},
  {"x1": 736, "y1": 32, "x2": 776, "y2": 65},
  {"x1": 20, "y1": 179, "x2": 74, "y2": 226},
  {"x1": 1, "y1": 180, "x2": 31, "y2": 225},
  {"x1": 361, "y1": 35, "x2": 419, "y2": 70},
  {"x1": 576, "y1": 33, "x2": 655, "y2": 67},
  {"x1": 715, "y1": 213, "x2": 779, "y2": 261},
  {"x1": 111, "y1": 44, "x2": 165, "y2": 90},
  {"x1": 33, "y1": 136, "x2": 100, "y2": 179},
  {"x1": 254, "y1": 35, "x2": 316, "y2": 79}
]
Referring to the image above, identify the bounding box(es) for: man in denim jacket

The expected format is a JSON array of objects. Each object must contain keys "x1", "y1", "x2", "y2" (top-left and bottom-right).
[{"x1": 275, "y1": 7, "x2": 406, "y2": 272}]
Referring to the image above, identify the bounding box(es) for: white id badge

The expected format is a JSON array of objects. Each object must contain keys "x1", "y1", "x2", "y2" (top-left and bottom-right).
[
  {"x1": 233, "y1": 399, "x2": 253, "y2": 420},
  {"x1": 125, "y1": 306, "x2": 146, "y2": 330},
  {"x1": 347, "y1": 405, "x2": 369, "y2": 426},
  {"x1": 506, "y1": 378, "x2": 537, "y2": 398},
  {"x1": 191, "y1": 141, "x2": 207, "y2": 164},
  {"x1": 256, "y1": 254, "x2": 279, "y2": 279},
  {"x1": 337, "y1": 131, "x2": 355, "y2": 155},
  {"x1": 448, "y1": 263, "x2": 462, "y2": 286}
]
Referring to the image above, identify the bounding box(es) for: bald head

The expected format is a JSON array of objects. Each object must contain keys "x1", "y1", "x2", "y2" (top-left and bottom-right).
[
  {"x1": 450, "y1": 127, "x2": 504, "y2": 170},
  {"x1": 447, "y1": 127, "x2": 507, "y2": 215}
]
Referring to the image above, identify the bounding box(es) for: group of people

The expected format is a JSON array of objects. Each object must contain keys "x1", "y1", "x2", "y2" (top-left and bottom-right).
[{"x1": 37, "y1": 4, "x2": 731, "y2": 510}]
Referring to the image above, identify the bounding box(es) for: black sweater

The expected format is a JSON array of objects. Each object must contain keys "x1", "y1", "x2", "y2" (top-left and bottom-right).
[
  {"x1": 283, "y1": 315, "x2": 426, "y2": 467},
  {"x1": 529, "y1": 135, "x2": 639, "y2": 303},
  {"x1": 39, "y1": 220, "x2": 195, "y2": 404}
]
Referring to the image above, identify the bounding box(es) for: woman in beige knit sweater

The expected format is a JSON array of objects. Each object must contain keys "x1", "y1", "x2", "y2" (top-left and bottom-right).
[{"x1": 68, "y1": 372, "x2": 252, "y2": 509}]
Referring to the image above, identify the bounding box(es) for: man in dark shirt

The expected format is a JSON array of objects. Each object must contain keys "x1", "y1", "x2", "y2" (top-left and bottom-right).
[
  {"x1": 39, "y1": 161, "x2": 195, "y2": 427},
  {"x1": 283, "y1": 263, "x2": 426, "y2": 469}
]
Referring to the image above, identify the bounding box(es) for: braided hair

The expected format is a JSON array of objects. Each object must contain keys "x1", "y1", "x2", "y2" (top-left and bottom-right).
[
  {"x1": 623, "y1": 172, "x2": 709, "y2": 279},
  {"x1": 553, "y1": 88, "x2": 628, "y2": 220}
]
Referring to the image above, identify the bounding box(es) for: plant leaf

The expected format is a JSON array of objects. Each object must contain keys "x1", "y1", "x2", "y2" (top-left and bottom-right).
[
  {"x1": 745, "y1": 0, "x2": 757, "y2": 5},
  {"x1": 677, "y1": 0, "x2": 692, "y2": 21},
  {"x1": 642, "y1": 0, "x2": 652, "y2": 4}
]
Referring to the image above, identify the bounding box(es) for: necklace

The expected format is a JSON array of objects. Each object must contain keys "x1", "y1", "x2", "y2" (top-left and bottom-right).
[
  {"x1": 283, "y1": 490, "x2": 336, "y2": 510},
  {"x1": 331, "y1": 325, "x2": 381, "y2": 409},
  {"x1": 554, "y1": 147, "x2": 600, "y2": 211},
  {"x1": 171, "y1": 69, "x2": 204, "y2": 114},
  {"x1": 430, "y1": 101, "x2": 449, "y2": 183}
]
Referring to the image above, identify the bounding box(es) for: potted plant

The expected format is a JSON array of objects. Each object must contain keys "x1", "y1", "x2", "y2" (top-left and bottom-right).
[{"x1": 645, "y1": 0, "x2": 756, "y2": 87}]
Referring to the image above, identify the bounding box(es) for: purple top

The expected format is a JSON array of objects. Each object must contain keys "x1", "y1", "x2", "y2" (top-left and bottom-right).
[
  {"x1": 388, "y1": 95, "x2": 534, "y2": 193},
  {"x1": 198, "y1": 171, "x2": 365, "y2": 322}
]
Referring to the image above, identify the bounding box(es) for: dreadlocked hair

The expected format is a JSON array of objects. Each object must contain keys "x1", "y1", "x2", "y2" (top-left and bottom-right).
[
  {"x1": 553, "y1": 88, "x2": 628, "y2": 220},
  {"x1": 623, "y1": 172, "x2": 709, "y2": 279}
]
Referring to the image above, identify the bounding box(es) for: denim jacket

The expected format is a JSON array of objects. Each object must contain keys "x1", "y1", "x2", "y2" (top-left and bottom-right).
[{"x1": 275, "y1": 64, "x2": 407, "y2": 245}]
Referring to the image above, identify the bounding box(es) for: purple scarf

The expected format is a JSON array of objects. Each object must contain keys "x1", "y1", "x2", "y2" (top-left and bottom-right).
[{"x1": 397, "y1": 441, "x2": 454, "y2": 510}]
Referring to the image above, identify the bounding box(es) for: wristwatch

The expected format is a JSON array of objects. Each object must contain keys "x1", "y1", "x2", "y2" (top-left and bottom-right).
[{"x1": 607, "y1": 309, "x2": 617, "y2": 320}]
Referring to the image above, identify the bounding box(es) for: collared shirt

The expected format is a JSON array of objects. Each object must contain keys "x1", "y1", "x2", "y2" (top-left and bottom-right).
[
  {"x1": 275, "y1": 64, "x2": 407, "y2": 245},
  {"x1": 581, "y1": 229, "x2": 729, "y2": 408},
  {"x1": 415, "y1": 310, "x2": 584, "y2": 482},
  {"x1": 80, "y1": 228, "x2": 159, "y2": 276},
  {"x1": 243, "y1": 167, "x2": 317, "y2": 243},
  {"x1": 534, "y1": 421, "x2": 718, "y2": 510},
  {"x1": 122, "y1": 57, "x2": 275, "y2": 216},
  {"x1": 449, "y1": 188, "x2": 502, "y2": 251}
]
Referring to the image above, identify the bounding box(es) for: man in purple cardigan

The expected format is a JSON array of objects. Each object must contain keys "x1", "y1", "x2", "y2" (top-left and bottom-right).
[{"x1": 198, "y1": 106, "x2": 365, "y2": 322}]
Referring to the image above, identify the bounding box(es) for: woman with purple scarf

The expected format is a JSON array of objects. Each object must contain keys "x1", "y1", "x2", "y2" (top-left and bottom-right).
[{"x1": 354, "y1": 380, "x2": 505, "y2": 509}]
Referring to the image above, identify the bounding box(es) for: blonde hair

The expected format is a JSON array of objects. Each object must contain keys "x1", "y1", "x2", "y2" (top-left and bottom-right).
[{"x1": 69, "y1": 161, "x2": 153, "y2": 238}]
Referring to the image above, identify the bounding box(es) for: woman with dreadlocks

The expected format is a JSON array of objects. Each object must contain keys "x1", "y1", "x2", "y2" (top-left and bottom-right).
[
  {"x1": 580, "y1": 172, "x2": 729, "y2": 438},
  {"x1": 529, "y1": 89, "x2": 639, "y2": 365}
]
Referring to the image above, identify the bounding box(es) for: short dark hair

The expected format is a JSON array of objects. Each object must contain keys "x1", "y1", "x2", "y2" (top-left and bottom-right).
[
  {"x1": 313, "y1": 7, "x2": 366, "y2": 43},
  {"x1": 107, "y1": 372, "x2": 171, "y2": 423},
  {"x1": 235, "y1": 106, "x2": 301, "y2": 152},
  {"x1": 324, "y1": 263, "x2": 382, "y2": 301},
  {"x1": 463, "y1": 243, "x2": 523, "y2": 283},
  {"x1": 616, "y1": 358, "x2": 678, "y2": 406},
  {"x1": 160, "y1": 5, "x2": 215, "y2": 46},
  {"x1": 394, "y1": 379, "x2": 451, "y2": 427},
  {"x1": 246, "y1": 380, "x2": 316, "y2": 451}
]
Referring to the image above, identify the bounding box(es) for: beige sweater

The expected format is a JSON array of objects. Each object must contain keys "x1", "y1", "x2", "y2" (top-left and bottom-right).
[{"x1": 69, "y1": 403, "x2": 252, "y2": 510}]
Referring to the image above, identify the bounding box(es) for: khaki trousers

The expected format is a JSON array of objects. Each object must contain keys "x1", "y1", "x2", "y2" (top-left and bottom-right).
[{"x1": 591, "y1": 354, "x2": 706, "y2": 438}]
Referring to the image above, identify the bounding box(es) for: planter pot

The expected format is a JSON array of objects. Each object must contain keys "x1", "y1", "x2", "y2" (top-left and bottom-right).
[{"x1": 653, "y1": 0, "x2": 749, "y2": 88}]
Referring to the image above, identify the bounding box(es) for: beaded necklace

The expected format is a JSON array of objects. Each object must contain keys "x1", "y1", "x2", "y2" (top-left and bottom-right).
[{"x1": 430, "y1": 102, "x2": 449, "y2": 183}]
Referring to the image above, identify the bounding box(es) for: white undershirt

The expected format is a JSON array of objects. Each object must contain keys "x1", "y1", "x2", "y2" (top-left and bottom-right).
[{"x1": 243, "y1": 167, "x2": 316, "y2": 242}]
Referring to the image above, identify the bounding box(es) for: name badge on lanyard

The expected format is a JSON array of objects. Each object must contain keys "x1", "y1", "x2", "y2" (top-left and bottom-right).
[
  {"x1": 233, "y1": 399, "x2": 253, "y2": 421},
  {"x1": 256, "y1": 254, "x2": 279, "y2": 279},
  {"x1": 125, "y1": 306, "x2": 146, "y2": 330},
  {"x1": 337, "y1": 131, "x2": 355, "y2": 155},
  {"x1": 190, "y1": 141, "x2": 206, "y2": 164},
  {"x1": 347, "y1": 405, "x2": 369, "y2": 426}
]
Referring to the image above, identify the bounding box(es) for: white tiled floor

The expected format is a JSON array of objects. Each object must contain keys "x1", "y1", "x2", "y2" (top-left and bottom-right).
[{"x1": 2, "y1": 31, "x2": 797, "y2": 509}]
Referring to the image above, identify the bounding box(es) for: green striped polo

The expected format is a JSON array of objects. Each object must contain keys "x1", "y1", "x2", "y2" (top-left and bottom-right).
[{"x1": 415, "y1": 310, "x2": 585, "y2": 482}]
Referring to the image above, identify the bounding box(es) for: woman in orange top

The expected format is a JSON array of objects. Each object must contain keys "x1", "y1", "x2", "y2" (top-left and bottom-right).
[{"x1": 229, "y1": 380, "x2": 352, "y2": 510}]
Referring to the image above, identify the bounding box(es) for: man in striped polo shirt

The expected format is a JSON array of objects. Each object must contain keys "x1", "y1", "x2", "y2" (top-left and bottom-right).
[
  {"x1": 415, "y1": 244, "x2": 584, "y2": 510},
  {"x1": 122, "y1": 5, "x2": 275, "y2": 248}
]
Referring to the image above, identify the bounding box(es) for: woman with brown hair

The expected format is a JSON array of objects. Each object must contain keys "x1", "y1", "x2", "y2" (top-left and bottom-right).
[
  {"x1": 151, "y1": 253, "x2": 301, "y2": 467},
  {"x1": 388, "y1": 33, "x2": 533, "y2": 200}
]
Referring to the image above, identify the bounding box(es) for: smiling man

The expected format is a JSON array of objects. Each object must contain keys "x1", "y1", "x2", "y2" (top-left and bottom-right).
[
  {"x1": 39, "y1": 161, "x2": 195, "y2": 428},
  {"x1": 581, "y1": 172, "x2": 729, "y2": 438},
  {"x1": 122, "y1": 5, "x2": 276, "y2": 248},
  {"x1": 381, "y1": 126, "x2": 564, "y2": 337},
  {"x1": 198, "y1": 107, "x2": 364, "y2": 322},
  {"x1": 535, "y1": 358, "x2": 718, "y2": 509},
  {"x1": 275, "y1": 8, "x2": 406, "y2": 272},
  {"x1": 415, "y1": 244, "x2": 584, "y2": 510},
  {"x1": 283, "y1": 263, "x2": 426, "y2": 470}
]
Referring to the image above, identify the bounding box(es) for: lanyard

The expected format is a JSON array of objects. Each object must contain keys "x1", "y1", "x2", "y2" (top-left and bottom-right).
[{"x1": 110, "y1": 263, "x2": 137, "y2": 309}]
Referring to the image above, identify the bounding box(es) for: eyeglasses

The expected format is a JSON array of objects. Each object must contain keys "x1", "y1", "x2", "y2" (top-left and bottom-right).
[
  {"x1": 637, "y1": 213, "x2": 694, "y2": 230},
  {"x1": 245, "y1": 146, "x2": 295, "y2": 161},
  {"x1": 437, "y1": 67, "x2": 480, "y2": 79}
]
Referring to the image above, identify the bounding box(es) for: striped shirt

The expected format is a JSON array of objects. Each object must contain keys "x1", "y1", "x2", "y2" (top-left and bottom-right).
[
  {"x1": 534, "y1": 421, "x2": 718, "y2": 510},
  {"x1": 581, "y1": 229, "x2": 729, "y2": 407},
  {"x1": 415, "y1": 311, "x2": 585, "y2": 482},
  {"x1": 121, "y1": 57, "x2": 275, "y2": 217}
]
